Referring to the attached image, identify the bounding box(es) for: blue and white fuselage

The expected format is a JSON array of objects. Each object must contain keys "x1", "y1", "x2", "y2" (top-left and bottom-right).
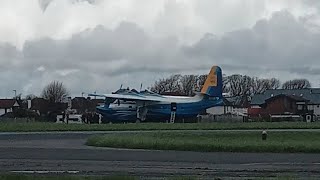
[
  {"x1": 89, "y1": 66, "x2": 224, "y2": 123},
  {"x1": 96, "y1": 92, "x2": 222, "y2": 122}
]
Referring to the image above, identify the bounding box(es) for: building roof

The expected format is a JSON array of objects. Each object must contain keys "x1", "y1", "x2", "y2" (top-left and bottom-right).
[
  {"x1": 224, "y1": 96, "x2": 250, "y2": 107},
  {"x1": 0, "y1": 99, "x2": 19, "y2": 109},
  {"x1": 251, "y1": 88, "x2": 320, "y2": 105},
  {"x1": 264, "y1": 94, "x2": 309, "y2": 103},
  {"x1": 31, "y1": 98, "x2": 68, "y2": 114}
]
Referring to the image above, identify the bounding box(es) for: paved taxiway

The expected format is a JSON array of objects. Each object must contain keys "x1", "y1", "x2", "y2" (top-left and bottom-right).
[{"x1": 0, "y1": 131, "x2": 320, "y2": 179}]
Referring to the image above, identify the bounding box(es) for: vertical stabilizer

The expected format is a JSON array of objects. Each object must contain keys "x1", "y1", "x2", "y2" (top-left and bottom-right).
[{"x1": 201, "y1": 66, "x2": 222, "y2": 97}]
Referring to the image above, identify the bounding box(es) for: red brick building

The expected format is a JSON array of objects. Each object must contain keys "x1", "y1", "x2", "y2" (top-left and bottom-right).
[{"x1": 249, "y1": 89, "x2": 316, "y2": 121}]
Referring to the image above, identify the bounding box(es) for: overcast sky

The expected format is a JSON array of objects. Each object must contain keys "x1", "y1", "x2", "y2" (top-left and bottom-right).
[{"x1": 1, "y1": 0, "x2": 320, "y2": 98}]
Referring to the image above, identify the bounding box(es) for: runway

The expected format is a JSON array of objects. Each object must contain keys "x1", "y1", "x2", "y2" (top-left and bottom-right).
[{"x1": 0, "y1": 131, "x2": 320, "y2": 179}]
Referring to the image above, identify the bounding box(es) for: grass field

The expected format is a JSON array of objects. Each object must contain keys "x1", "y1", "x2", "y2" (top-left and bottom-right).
[
  {"x1": 0, "y1": 174, "x2": 135, "y2": 180},
  {"x1": 0, "y1": 122, "x2": 320, "y2": 132},
  {"x1": 86, "y1": 131, "x2": 320, "y2": 153},
  {"x1": 0, "y1": 174, "x2": 298, "y2": 180},
  {"x1": 0, "y1": 174, "x2": 198, "y2": 180}
]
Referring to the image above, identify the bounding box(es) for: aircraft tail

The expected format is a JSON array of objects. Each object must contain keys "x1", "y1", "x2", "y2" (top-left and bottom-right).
[{"x1": 200, "y1": 66, "x2": 223, "y2": 97}]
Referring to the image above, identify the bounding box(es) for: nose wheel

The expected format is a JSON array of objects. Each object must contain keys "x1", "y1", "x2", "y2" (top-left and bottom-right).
[{"x1": 137, "y1": 106, "x2": 148, "y2": 122}]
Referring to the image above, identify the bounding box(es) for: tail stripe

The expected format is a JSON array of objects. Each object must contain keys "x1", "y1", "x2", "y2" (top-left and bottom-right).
[{"x1": 200, "y1": 66, "x2": 222, "y2": 97}]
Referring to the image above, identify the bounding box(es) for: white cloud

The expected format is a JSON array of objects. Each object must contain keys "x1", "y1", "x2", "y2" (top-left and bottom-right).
[{"x1": 1, "y1": 1, "x2": 320, "y2": 97}]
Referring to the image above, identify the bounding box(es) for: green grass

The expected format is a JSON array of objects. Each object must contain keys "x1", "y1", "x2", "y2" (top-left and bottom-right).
[
  {"x1": 0, "y1": 174, "x2": 136, "y2": 180},
  {"x1": 0, "y1": 122, "x2": 320, "y2": 132},
  {"x1": 86, "y1": 131, "x2": 320, "y2": 153},
  {"x1": 0, "y1": 174, "x2": 301, "y2": 180},
  {"x1": 0, "y1": 174, "x2": 202, "y2": 180}
]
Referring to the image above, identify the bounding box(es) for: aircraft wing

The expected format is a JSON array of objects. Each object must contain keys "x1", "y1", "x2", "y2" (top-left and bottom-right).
[{"x1": 88, "y1": 93, "x2": 163, "y2": 102}]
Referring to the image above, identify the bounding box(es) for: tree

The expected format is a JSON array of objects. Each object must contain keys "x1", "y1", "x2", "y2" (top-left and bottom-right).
[
  {"x1": 222, "y1": 74, "x2": 230, "y2": 94},
  {"x1": 150, "y1": 78, "x2": 167, "y2": 94},
  {"x1": 226, "y1": 74, "x2": 253, "y2": 97},
  {"x1": 25, "y1": 94, "x2": 37, "y2": 100},
  {"x1": 195, "y1": 74, "x2": 207, "y2": 92},
  {"x1": 268, "y1": 78, "x2": 281, "y2": 90},
  {"x1": 251, "y1": 78, "x2": 280, "y2": 94},
  {"x1": 166, "y1": 74, "x2": 182, "y2": 93},
  {"x1": 282, "y1": 79, "x2": 311, "y2": 89},
  {"x1": 14, "y1": 93, "x2": 22, "y2": 100},
  {"x1": 180, "y1": 75, "x2": 198, "y2": 96},
  {"x1": 150, "y1": 74, "x2": 182, "y2": 94},
  {"x1": 41, "y1": 81, "x2": 70, "y2": 103}
]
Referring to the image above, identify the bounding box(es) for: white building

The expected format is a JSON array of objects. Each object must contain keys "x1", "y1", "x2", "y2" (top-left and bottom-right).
[
  {"x1": 0, "y1": 99, "x2": 20, "y2": 116},
  {"x1": 206, "y1": 96, "x2": 249, "y2": 116}
]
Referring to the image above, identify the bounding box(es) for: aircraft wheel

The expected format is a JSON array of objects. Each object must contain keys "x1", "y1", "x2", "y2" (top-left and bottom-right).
[{"x1": 136, "y1": 119, "x2": 141, "y2": 123}]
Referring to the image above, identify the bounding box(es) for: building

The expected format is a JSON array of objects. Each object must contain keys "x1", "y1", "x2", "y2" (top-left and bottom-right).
[
  {"x1": 71, "y1": 97, "x2": 105, "y2": 114},
  {"x1": 0, "y1": 99, "x2": 20, "y2": 116},
  {"x1": 30, "y1": 98, "x2": 68, "y2": 119},
  {"x1": 207, "y1": 96, "x2": 250, "y2": 116},
  {"x1": 204, "y1": 96, "x2": 250, "y2": 122},
  {"x1": 250, "y1": 88, "x2": 320, "y2": 121}
]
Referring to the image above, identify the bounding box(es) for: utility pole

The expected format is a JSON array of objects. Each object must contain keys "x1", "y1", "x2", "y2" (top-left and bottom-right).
[{"x1": 13, "y1": 90, "x2": 16, "y2": 99}]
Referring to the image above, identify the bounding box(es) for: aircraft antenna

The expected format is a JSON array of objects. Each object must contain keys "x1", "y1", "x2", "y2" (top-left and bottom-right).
[
  {"x1": 120, "y1": 84, "x2": 123, "y2": 89},
  {"x1": 140, "y1": 83, "x2": 143, "y2": 91}
]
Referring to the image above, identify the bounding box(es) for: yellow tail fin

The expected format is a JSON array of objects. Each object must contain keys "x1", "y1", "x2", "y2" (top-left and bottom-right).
[{"x1": 201, "y1": 66, "x2": 222, "y2": 97}]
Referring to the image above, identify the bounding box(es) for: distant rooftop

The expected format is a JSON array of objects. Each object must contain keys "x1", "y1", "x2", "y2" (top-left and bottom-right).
[{"x1": 251, "y1": 88, "x2": 320, "y2": 105}]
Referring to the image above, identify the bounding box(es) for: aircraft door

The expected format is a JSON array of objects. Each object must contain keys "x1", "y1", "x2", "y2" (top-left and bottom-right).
[
  {"x1": 171, "y1": 102, "x2": 177, "y2": 112},
  {"x1": 170, "y1": 103, "x2": 177, "y2": 123}
]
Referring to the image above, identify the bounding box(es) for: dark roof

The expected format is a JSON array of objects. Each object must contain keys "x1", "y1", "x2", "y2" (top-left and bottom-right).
[
  {"x1": 223, "y1": 96, "x2": 250, "y2": 107},
  {"x1": 264, "y1": 94, "x2": 309, "y2": 103},
  {"x1": 287, "y1": 95, "x2": 309, "y2": 102},
  {"x1": 251, "y1": 88, "x2": 320, "y2": 105},
  {"x1": 31, "y1": 98, "x2": 68, "y2": 114},
  {"x1": 0, "y1": 99, "x2": 18, "y2": 109},
  {"x1": 71, "y1": 97, "x2": 89, "y2": 110},
  {"x1": 90, "y1": 98, "x2": 105, "y2": 104}
]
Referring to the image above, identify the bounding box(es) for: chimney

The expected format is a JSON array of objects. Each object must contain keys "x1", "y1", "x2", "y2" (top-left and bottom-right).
[
  {"x1": 27, "y1": 100, "x2": 31, "y2": 109},
  {"x1": 68, "y1": 97, "x2": 72, "y2": 109}
]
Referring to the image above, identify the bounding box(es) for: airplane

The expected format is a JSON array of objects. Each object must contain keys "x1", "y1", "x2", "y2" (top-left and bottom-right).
[{"x1": 88, "y1": 66, "x2": 223, "y2": 123}]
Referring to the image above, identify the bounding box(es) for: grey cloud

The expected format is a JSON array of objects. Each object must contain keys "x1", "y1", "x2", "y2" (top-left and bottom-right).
[
  {"x1": 185, "y1": 11, "x2": 320, "y2": 72},
  {"x1": 0, "y1": 21, "x2": 190, "y2": 97},
  {"x1": 22, "y1": 22, "x2": 150, "y2": 69},
  {"x1": 193, "y1": 0, "x2": 266, "y2": 34},
  {"x1": 2, "y1": 10, "x2": 320, "y2": 97},
  {"x1": 39, "y1": 0, "x2": 97, "y2": 12},
  {"x1": 0, "y1": 43, "x2": 21, "y2": 70}
]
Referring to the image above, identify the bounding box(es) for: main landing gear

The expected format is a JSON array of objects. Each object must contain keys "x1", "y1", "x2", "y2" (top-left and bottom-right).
[{"x1": 136, "y1": 106, "x2": 148, "y2": 123}]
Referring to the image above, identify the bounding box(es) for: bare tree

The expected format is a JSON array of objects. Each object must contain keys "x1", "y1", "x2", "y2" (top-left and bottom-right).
[
  {"x1": 150, "y1": 78, "x2": 168, "y2": 94},
  {"x1": 41, "y1": 81, "x2": 70, "y2": 103},
  {"x1": 222, "y1": 74, "x2": 230, "y2": 94},
  {"x1": 25, "y1": 94, "x2": 37, "y2": 100},
  {"x1": 166, "y1": 74, "x2": 182, "y2": 93},
  {"x1": 282, "y1": 79, "x2": 311, "y2": 89},
  {"x1": 150, "y1": 74, "x2": 182, "y2": 94},
  {"x1": 195, "y1": 74, "x2": 207, "y2": 92},
  {"x1": 268, "y1": 78, "x2": 281, "y2": 89},
  {"x1": 180, "y1": 75, "x2": 198, "y2": 96},
  {"x1": 251, "y1": 78, "x2": 280, "y2": 95},
  {"x1": 226, "y1": 74, "x2": 253, "y2": 97},
  {"x1": 222, "y1": 75, "x2": 280, "y2": 96},
  {"x1": 14, "y1": 93, "x2": 22, "y2": 100},
  {"x1": 151, "y1": 72, "x2": 281, "y2": 97}
]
